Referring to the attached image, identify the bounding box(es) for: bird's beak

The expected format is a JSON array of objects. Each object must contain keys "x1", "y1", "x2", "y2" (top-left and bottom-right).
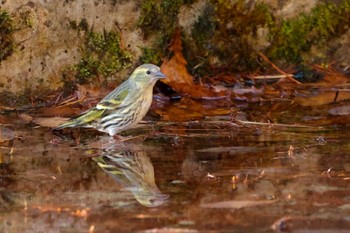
[
  {"x1": 157, "y1": 193, "x2": 170, "y2": 201},
  {"x1": 155, "y1": 70, "x2": 167, "y2": 79}
]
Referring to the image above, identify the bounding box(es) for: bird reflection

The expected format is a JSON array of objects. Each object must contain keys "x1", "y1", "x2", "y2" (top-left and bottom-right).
[{"x1": 91, "y1": 138, "x2": 169, "y2": 207}]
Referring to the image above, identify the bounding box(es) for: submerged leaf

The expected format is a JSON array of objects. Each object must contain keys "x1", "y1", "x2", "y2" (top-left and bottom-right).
[
  {"x1": 329, "y1": 105, "x2": 350, "y2": 116},
  {"x1": 0, "y1": 126, "x2": 15, "y2": 142},
  {"x1": 295, "y1": 91, "x2": 350, "y2": 106}
]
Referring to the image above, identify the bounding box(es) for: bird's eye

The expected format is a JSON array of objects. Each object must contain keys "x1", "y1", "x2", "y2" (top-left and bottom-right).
[{"x1": 146, "y1": 70, "x2": 151, "y2": 75}]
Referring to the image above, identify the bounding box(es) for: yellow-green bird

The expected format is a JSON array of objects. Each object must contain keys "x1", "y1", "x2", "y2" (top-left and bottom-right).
[
  {"x1": 55, "y1": 64, "x2": 166, "y2": 136},
  {"x1": 93, "y1": 148, "x2": 169, "y2": 207}
]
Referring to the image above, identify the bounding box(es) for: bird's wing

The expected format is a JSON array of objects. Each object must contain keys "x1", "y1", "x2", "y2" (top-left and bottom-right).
[
  {"x1": 55, "y1": 89, "x2": 128, "y2": 129},
  {"x1": 56, "y1": 90, "x2": 128, "y2": 129},
  {"x1": 95, "y1": 98, "x2": 122, "y2": 110},
  {"x1": 55, "y1": 106, "x2": 107, "y2": 129},
  {"x1": 77, "y1": 98, "x2": 123, "y2": 124}
]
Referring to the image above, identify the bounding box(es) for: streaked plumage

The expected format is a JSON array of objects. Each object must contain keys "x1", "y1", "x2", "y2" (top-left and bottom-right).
[
  {"x1": 55, "y1": 64, "x2": 166, "y2": 136},
  {"x1": 93, "y1": 146, "x2": 169, "y2": 207}
]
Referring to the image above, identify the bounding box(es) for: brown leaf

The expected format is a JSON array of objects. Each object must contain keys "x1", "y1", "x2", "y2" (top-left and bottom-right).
[
  {"x1": 34, "y1": 117, "x2": 70, "y2": 128},
  {"x1": 37, "y1": 106, "x2": 83, "y2": 117},
  {"x1": 313, "y1": 65, "x2": 349, "y2": 85},
  {"x1": 18, "y1": 113, "x2": 33, "y2": 123},
  {"x1": 160, "y1": 29, "x2": 229, "y2": 99},
  {"x1": 0, "y1": 115, "x2": 13, "y2": 124}
]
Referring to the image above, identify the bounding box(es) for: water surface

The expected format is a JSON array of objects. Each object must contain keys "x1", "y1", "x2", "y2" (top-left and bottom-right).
[{"x1": 0, "y1": 119, "x2": 349, "y2": 232}]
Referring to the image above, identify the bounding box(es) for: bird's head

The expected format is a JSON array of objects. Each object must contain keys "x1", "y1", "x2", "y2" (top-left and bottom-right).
[
  {"x1": 130, "y1": 64, "x2": 166, "y2": 86},
  {"x1": 133, "y1": 190, "x2": 170, "y2": 207}
]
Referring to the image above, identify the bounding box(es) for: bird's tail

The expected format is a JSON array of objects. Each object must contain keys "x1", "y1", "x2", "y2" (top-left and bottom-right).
[{"x1": 53, "y1": 108, "x2": 98, "y2": 131}]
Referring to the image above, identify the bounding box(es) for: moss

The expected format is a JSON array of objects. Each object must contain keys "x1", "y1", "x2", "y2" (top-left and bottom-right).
[
  {"x1": 137, "y1": 0, "x2": 350, "y2": 75},
  {"x1": 137, "y1": 0, "x2": 195, "y2": 65},
  {"x1": 139, "y1": 47, "x2": 162, "y2": 64},
  {"x1": 179, "y1": 0, "x2": 350, "y2": 74},
  {"x1": 137, "y1": 0, "x2": 272, "y2": 72},
  {"x1": 138, "y1": 0, "x2": 279, "y2": 73},
  {"x1": 0, "y1": 88, "x2": 51, "y2": 108},
  {"x1": 0, "y1": 10, "x2": 15, "y2": 62},
  {"x1": 64, "y1": 28, "x2": 133, "y2": 86},
  {"x1": 138, "y1": 0, "x2": 193, "y2": 38},
  {"x1": 19, "y1": 9, "x2": 34, "y2": 28},
  {"x1": 188, "y1": 0, "x2": 273, "y2": 73},
  {"x1": 137, "y1": 0, "x2": 162, "y2": 38},
  {"x1": 267, "y1": 1, "x2": 350, "y2": 64},
  {"x1": 191, "y1": 4, "x2": 216, "y2": 53}
]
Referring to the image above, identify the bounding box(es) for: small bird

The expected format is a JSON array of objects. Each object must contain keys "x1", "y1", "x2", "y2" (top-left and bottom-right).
[
  {"x1": 93, "y1": 145, "x2": 169, "y2": 207},
  {"x1": 55, "y1": 64, "x2": 166, "y2": 136}
]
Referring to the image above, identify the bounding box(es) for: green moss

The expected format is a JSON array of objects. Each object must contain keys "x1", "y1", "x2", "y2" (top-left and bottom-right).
[
  {"x1": 137, "y1": 0, "x2": 162, "y2": 38},
  {"x1": 0, "y1": 10, "x2": 15, "y2": 62},
  {"x1": 19, "y1": 9, "x2": 34, "y2": 28},
  {"x1": 185, "y1": 0, "x2": 350, "y2": 73},
  {"x1": 267, "y1": 1, "x2": 350, "y2": 64},
  {"x1": 188, "y1": 0, "x2": 272, "y2": 73},
  {"x1": 191, "y1": 4, "x2": 216, "y2": 53},
  {"x1": 138, "y1": 0, "x2": 195, "y2": 65},
  {"x1": 66, "y1": 29, "x2": 133, "y2": 85},
  {"x1": 138, "y1": 0, "x2": 194, "y2": 38},
  {"x1": 139, "y1": 47, "x2": 162, "y2": 64}
]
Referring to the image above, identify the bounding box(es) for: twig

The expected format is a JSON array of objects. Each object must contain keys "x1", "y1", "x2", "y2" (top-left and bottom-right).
[
  {"x1": 258, "y1": 52, "x2": 301, "y2": 84},
  {"x1": 236, "y1": 120, "x2": 322, "y2": 129},
  {"x1": 252, "y1": 74, "x2": 294, "y2": 80}
]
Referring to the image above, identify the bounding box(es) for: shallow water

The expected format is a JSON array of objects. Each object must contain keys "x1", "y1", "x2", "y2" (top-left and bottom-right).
[{"x1": 0, "y1": 120, "x2": 350, "y2": 232}]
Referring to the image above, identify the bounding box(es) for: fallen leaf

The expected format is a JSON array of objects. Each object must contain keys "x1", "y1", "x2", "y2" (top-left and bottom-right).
[
  {"x1": 301, "y1": 115, "x2": 350, "y2": 126},
  {"x1": 328, "y1": 105, "x2": 350, "y2": 116},
  {"x1": 295, "y1": 91, "x2": 350, "y2": 106},
  {"x1": 0, "y1": 115, "x2": 13, "y2": 124},
  {"x1": 34, "y1": 117, "x2": 69, "y2": 128},
  {"x1": 0, "y1": 126, "x2": 16, "y2": 142},
  {"x1": 233, "y1": 86, "x2": 264, "y2": 95},
  {"x1": 161, "y1": 29, "x2": 229, "y2": 99},
  {"x1": 37, "y1": 106, "x2": 83, "y2": 117},
  {"x1": 319, "y1": 68, "x2": 348, "y2": 85},
  {"x1": 18, "y1": 113, "x2": 33, "y2": 123}
]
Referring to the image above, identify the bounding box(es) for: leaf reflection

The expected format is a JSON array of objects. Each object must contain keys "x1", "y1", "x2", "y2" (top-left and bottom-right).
[{"x1": 91, "y1": 138, "x2": 169, "y2": 207}]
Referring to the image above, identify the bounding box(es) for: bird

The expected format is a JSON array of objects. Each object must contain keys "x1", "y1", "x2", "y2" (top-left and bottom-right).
[
  {"x1": 55, "y1": 64, "x2": 166, "y2": 136},
  {"x1": 92, "y1": 145, "x2": 169, "y2": 207}
]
